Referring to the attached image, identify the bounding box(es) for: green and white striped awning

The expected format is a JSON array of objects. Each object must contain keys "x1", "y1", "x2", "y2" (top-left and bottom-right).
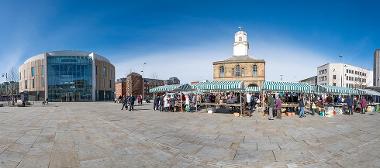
[
  {"x1": 193, "y1": 80, "x2": 244, "y2": 91},
  {"x1": 316, "y1": 85, "x2": 359, "y2": 95},
  {"x1": 173, "y1": 84, "x2": 195, "y2": 92},
  {"x1": 245, "y1": 86, "x2": 261, "y2": 93},
  {"x1": 149, "y1": 84, "x2": 180, "y2": 93},
  {"x1": 262, "y1": 81, "x2": 313, "y2": 93},
  {"x1": 357, "y1": 89, "x2": 380, "y2": 96}
]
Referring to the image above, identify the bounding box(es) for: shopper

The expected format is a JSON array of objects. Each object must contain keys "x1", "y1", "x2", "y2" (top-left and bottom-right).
[
  {"x1": 360, "y1": 97, "x2": 367, "y2": 114},
  {"x1": 267, "y1": 94, "x2": 275, "y2": 120},
  {"x1": 299, "y1": 95, "x2": 306, "y2": 118},
  {"x1": 275, "y1": 96, "x2": 282, "y2": 119},
  {"x1": 129, "y1": 95, "x2": 135, "y2": 111},
  {"x1": 345, "y1": 96, "x2": 353, "y2": 115},
  {"x1": 121, "y1": 95, "x2": 128, "y2": 110}
]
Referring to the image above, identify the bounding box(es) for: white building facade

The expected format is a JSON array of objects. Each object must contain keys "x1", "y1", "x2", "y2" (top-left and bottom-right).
[
  {"x1": 373, "y1": 49, "x2": 380, "y2": 86},
  {"x1": 317, "y1": 63, "x2": 373, "y2": 88}
]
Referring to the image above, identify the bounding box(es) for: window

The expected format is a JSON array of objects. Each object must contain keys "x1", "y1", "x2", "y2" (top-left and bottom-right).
[
  {"x1": 41, "y1": 65, "x2": 44, "y2": 76},
  {"x1": 19, "y1": 72, "x2": 21, "y2": 80},
  {"x1": 346, "y1": 76, "x2": 348, "y2": 80},
  {"x1": 241, "y1": 68, "x2": 245, "y2": 77},
  {"x1": 109, "y1": 80, "x2": 112, "y2": 88},
  {"x1": 219, "y1": 66, "x2": 224, "y2": 77},
  {"x1": 96, "y1": 65, "x2": 98, "y2": 75},
  {"x1": 239, "y1": 37, "x2": 242, "y2": 41},
  {"x1": 333, "y1": 83, "x2": 336, "y2": 86},
  {"x1": 235, "y1": 65, "x2": 241, "y2": 77},
  {"x1": 32, "y1": 79, "x2": 35, "y2": 88},
  {"x1": 103, "y1": 66, "x2": 106, "y2": 77},
  {"x1": 346, "y1": 69, "x2": 348, "y2": 73},
  {"x1": 253, "y1": 65, "x2": 258, "y2": 77},
  {"x1": 25, "y1": 80, "x2": 27, "y2": 89},
  {"x1": 31, "y1": 67, "x2": 35, "y2": 77},
  {"x1": 41, "y1": 77, "x2": 44, "y2": 87},
  {"x1": 333, "y1": 75, "x2": 336, "y2": 79}
]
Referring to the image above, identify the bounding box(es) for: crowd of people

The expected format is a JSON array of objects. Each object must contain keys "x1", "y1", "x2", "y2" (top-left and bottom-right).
[
  {"x1": 153, "y1": 93, "x2": 200, "y2": 112},
  {"x1": 262, "y1": 93, "x2": 372, "y2": 120},
  {"x1": 115, "y1": 91, "x2": 374, "y2": 120}
]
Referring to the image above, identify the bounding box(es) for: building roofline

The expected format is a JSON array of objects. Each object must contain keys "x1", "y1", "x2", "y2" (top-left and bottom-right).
[{"x1": 24, "y1": 50, "x2": 111, "y2": 64}]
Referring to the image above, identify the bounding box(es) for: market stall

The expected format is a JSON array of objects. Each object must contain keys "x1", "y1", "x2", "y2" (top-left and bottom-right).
[
  {"x1": 358, "y1": 88, "x2": 380, "y2": 112},
  {"x1": 193, "y1": 80, "x2": 245, "y2": 115},
  {"x1": 315, "y1": 85, "x2": 361, "y2": 116},
  {"x1": 261, "y1": 81, "x2": 314, "y2": 116}
]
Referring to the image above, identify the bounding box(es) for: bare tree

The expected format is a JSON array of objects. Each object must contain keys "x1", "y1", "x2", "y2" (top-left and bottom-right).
[
  {"x1": 6, "y1": 67, "x2": 19, "y2": 106},
  {"x1": 151, "y1": 73, "x2": 158, "y2": 79}
]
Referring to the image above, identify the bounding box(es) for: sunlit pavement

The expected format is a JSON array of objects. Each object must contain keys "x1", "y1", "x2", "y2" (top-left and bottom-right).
[{"x1": 0, "y1": 102, "x2": 379, "y2": 168}]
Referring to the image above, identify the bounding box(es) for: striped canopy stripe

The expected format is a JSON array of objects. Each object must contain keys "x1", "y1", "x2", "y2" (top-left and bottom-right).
[
  {"x1": 193, "y1": 80, "x2": 244, "y2": 91},
  {"x1": 245, "y1": 86, "x2": 261, "y2": 93},
  {"x1": 262, "y1": 81, "x2": 313, "y2": 93},
  {"x1": 316, "y1": 85, "x2": 360, "y2": 95}
]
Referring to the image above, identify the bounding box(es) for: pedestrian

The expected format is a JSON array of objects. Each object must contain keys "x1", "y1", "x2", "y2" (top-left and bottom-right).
[
  {"x1": 164, "y1": 95, "x2": 170, "y2": 112},
  {"x1": 360, "y1": 97, "x2": 367, "y2": 114},
  {"x1": 299, "y1": 95, "x2": 306, "y2": 118},
  {"x1": 129, "y1": 95, "x2": 135, "y2": 111},
  {"x1": 246, "y1": 93, "x2": 252, "y2": 111},
  {"x1": 153, "y1": 96, "x2": 159, "y2": 111},
  {"x1": 170, "y1": 95, "x2": 176, "y2": 112},
  {"x1": 275, "y1": 96, "x2": 282, "y2": 119},
  {"x1": 345, "y1": 96, "x2": 353, "y2": 115},
  {"x1": 121, "y1": 95, "x2": 128, "y2": 110},
  {"x1": 267, "y1": 94, "x2": 275, "y2": 120},
  {"x1": 250, "y1": 95, "x2": 257, "y2": 113},
  {"x1": 185, "y1": 94, "x2": 190, "y2": 112}
]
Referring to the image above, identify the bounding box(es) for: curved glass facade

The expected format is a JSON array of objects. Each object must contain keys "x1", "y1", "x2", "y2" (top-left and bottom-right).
[{"x1": 47, "y1": 56, "x2": 93, "y2": 101}]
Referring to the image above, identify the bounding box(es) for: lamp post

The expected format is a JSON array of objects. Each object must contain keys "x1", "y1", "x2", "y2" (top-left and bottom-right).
[
  {"x1": 141, "y1": 62, "x2": 146, "y2": 101},
  {"x1": 339, "y1": 55, "x2": 343, "y2": 87}
]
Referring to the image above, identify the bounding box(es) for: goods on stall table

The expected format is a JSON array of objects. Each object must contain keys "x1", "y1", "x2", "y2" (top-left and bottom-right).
[{"x1": 335, "y1": 108, "x2": 343, "y2": 114}]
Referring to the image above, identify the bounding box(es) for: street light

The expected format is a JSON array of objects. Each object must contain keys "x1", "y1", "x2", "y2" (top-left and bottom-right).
[
  {"x1": 141, "y1": 62, "x2": 146, "y2": 101},
  {"x1": 339, "y1": 55, "x2": 343, "y2": 86}
]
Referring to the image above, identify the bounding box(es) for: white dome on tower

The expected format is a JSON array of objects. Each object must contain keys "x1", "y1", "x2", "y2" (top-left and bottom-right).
[{"x1": 233, "y1": 27, "x2": 250, "y2": 56}]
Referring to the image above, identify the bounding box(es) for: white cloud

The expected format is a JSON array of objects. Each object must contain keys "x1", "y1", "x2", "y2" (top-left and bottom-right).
[
  {"x1": 0, "y1": 47, "x2": 24, "y2": 83},
  {"x1": 112, "y1": 37, "x2": 332, "y2": 84}
]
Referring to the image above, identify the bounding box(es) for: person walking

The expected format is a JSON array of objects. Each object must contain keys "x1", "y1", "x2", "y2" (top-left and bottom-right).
[
  {"x1": 121, "y1": 96, "x2": 128, "y2": 110},
  {"x1": 164, "y1": 95, "x2": 170, "y2": 112},
  {"x1": 159, "y1": 95, "x2": 164, "y2": 111},
  {"x1": 299, "y1": 95, "x2": 306, "y2": 118},
  {"x1": 360, "y1": 97, "x2": 367, "y2": 114},
  {"x1": 153, "y1": 96, "x2": 159, "y2": 111},
  {"x1": 267, "y1": 94, "x2": 275, "y2": 120},
  {"x1": 345, "y1": 96, "x2": 353, "y2": 115},
  {"x1": 275, "y1": 96, "x2": 282, "y2": 119},
  {"x1": 129, "y1": 95, "x2": 135, "y2": 111},
  {"x1": 246, "y1": 93, "x2": 252, "y2": 111}
]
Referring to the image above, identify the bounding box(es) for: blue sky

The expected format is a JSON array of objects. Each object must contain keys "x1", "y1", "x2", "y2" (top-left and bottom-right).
[{"x1": 0, "y1": 0, "x2": 379, "y2": 83}]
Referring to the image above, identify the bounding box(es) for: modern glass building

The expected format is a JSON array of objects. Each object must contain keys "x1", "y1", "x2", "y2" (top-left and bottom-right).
[{"x1": 19, "y1": 50, "x2": 115, "y2": 101}]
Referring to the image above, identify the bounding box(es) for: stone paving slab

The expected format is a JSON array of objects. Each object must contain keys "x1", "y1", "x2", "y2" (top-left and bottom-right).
[{"x1": 0, "y1": 102, "x2": 380, "y2": 167}]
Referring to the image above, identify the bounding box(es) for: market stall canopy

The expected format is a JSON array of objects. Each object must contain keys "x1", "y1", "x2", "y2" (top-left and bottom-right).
[
  {"x1": 149, "y1": 84, "x2": 180, "y2": 93},
  {"x1": 357, "y1": 89, "x2": 380, "y2": 96},
  {"x1": 245, "y1": 86, "x2": 261, "y2": 93},
  {"x1": 193, "y1": 80, "x2": 244, "y2": 91},
  {"x1": 316, "y1": 85, "x2": 359, "y2": 95},
  {"x1": 262, "y1": 81, "x2": 313, "y2": 93},
  {"x1": 173, "y1": 84, "x2": 194, "y2": 92}
]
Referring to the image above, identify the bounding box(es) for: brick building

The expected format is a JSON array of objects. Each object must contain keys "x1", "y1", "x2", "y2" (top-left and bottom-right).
[{"x1": 213, "y1": 29, "x2": 265, "y2": 87}]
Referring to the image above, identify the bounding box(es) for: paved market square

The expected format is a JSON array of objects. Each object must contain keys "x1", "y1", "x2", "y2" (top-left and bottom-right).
[{"x1": 0, "y1": 102, "x2": 380, "y2": 168}]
